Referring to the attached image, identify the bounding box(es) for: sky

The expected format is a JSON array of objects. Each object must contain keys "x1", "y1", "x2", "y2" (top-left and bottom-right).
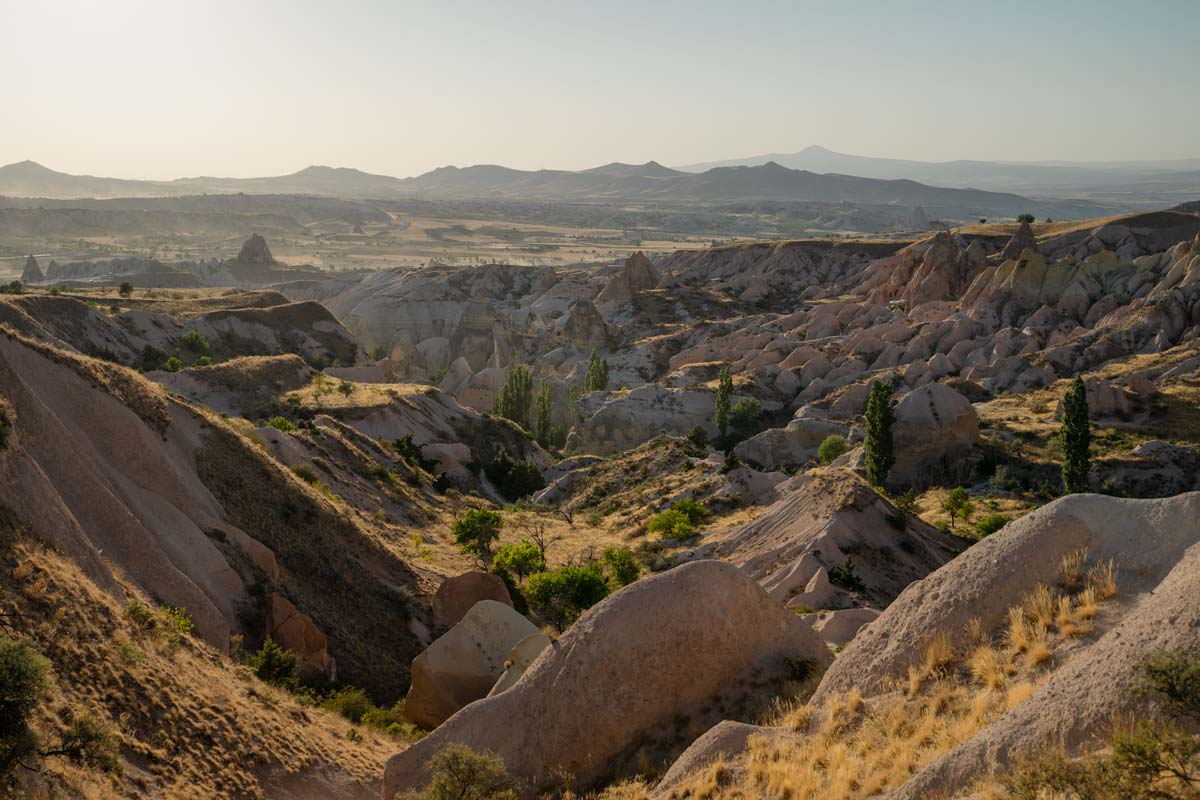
[{"x1": 3, "y1": 0, "x2": 1199, "y2": 180}]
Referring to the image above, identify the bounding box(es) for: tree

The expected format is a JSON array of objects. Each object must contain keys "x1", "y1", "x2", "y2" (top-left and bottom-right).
[
  {"x1": 420, "y1": 743, "x2": 516, "y2": 800},
  {"x1": 1060, "y1": 375, "x2": 1091, "y2": 494},
  {"x1": 864, "y1": 379, "x2": 896, "y2": 487},
  {"x1": 0, "y1": 636, "x2": 49, "y2": 778},
  {"x1": 337, "y1": 379, "x2": 354, "y2": 397},
  {"x1": 942, "y1": 487, "x2": 975, "y2": 530},
  {"x1": 715, "y1": 367, "x2": 733, "y2": 444},
  {"x1": 496, "y1": 365, "x2": 533, "y2": 430},
  {"x1": 602, "y1": 547, "x2": 640, "y2": 587},
  {"x1": 818, "y1": 434, "x2": 849, "y2": 465},
  {"x1": 1017, "y1": 213, "x2": 1036, "y2": 224},
  {"x1": 181, "y1": 331, "x2": 209, "y2": 353},
  {"x1": 525, "y1": 565, "x2": 609, "y2": 627},
  {"x1": 118, "y1": 281, "x2": 134, "y2": 298},
  {"x1": 368, "y1": 345, "x2": 387, "y2": 361},
  {"x1": 452, "y1": 509, "x2": 504, "y2": 560},
  {"x1": 534, "y1": 383, "x2": 552, "y2": 448},
  {"x1": 568, "y1": 384, "x2": 581, "y2": 427},
  {"x1": 249, "y1": 639, "x2": 299, "y2": 688},
  {"x1": 728, "y1": 397, "x2": 762, "y2": 444},
  {"x1": 584, "y1": 351, "x2": 609, "y2": 393},
  {"x1": 492, "y1": 540, "x2": 545, "y2": 582}
]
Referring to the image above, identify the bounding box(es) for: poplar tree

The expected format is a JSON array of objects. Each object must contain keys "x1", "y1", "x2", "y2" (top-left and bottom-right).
[
  {"x1": 1060, "y1": 375, "x2": 1091, "y2": 494},
  {"x1": 535, "y1": 382, "x2": 553, "y2": 448},
  {"x1": 715, "y1": 367, "x2": 733, "y2": 445},
  {"x1": 496, "y1": 365, "x2": 533, "y2": 430},
  {"x1": 864, "y1": 379, "x2": 895, "y2": 488}
]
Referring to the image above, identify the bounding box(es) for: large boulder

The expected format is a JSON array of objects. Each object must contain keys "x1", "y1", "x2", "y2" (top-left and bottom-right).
[
  {"x1": 889, "y1": 383, "x2": 979, "y2": 486},
  {"x1": 432, "y1": 571, "x2": 513, "y2": 629},
  {"x1": 383, "y1": 561, "x2": 832, "y2": 797},
  {"x1": 404, "y1": 600, "x2": 538, "y2": 730},
  {"x1": 733, "y1": 417, "x2": 849, "y2": 470}
]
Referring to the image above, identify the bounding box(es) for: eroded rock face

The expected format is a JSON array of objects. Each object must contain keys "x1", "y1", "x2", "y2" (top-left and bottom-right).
[
  {"x1": 235, "y1": 233, "x2": 276, "y2": 264},
  {"x1": 1000, "y1": 219, "x2": 1039, "y2": 261},
  {"x1": 266, "y1": 593, "x2": 336, "y2": 681},
  {"x1": 21, "y1": 255, "x2": 44, "y2": 283},
  {"x1": 596, "y1": 251, "x2": 661, "y2": 306},
  {"x1": 733, "y1": 417, "x2": 849, "y2": 470},
  {"x1": 487, "y1": 632, "x2": 552, "y2": 697},
  {"x1": 889, "y1": 383, "x2": 979, "y2": 486},
  {"x1": 404, "y1": 600, "x2": 538, "y2": 730},
  {"x1": 432, "y1": 571, "x2": 513, "y2": 629},
  {"x1": 383, "y1": 561, "x2": 833, "y2": 797}
]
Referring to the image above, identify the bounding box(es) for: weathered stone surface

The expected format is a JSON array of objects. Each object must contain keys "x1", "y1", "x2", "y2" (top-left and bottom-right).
[
  {"x1": 384, "y1": 561, "x2": 832, "y2": 797},
  {"x1": 889, "y1": 383, "x2": 979, "y2": 486},
  {"x1": 266, "y1": 593, "x2": 336, "y2": 681},
  {"x1": 404, "y1": 600, "x2": 538, "y2": 730},
  {"x1": 487, "y1": 632, "x2": 552, "y2": 697},
  {"x1": 432, "y1": 572, "x2": 513, "y2": 629}
]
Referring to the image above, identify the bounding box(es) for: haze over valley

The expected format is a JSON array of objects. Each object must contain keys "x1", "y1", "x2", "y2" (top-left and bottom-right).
[{"x1": 3, "y1": 2, "x2": 1200, "y2": 799}]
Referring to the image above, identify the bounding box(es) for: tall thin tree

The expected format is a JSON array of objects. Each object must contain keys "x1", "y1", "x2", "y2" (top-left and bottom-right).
[
  {"x1": 496, "y1": 365, "x2": 533, "y2": 430},
  {"x1": 1060, "y1": 375, "x2": 1091, "y2": 494},
  {"x1": 715, "y1": 367, "x2": 733, "y2": 445},
  {"x1": 864, "y1": 379, "x2": 896, "y2": 488},
  {"x1": 535, "y1": 382, "x2": 553, "y2": 448}
]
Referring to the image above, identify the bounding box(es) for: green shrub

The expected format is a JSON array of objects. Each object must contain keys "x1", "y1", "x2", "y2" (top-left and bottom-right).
[
  {"x1": 337, "y1": 380, "x2": 354, "y2": 397},
  {"x1": 483, "y1": 450, "x2": 545, "y2": 502},
  {"x1": 194, "y1": 355, "x2": 212, "y2": 367},
  {"x1": 728, "y1": 396, "x2": 763, "y2": 444},
  {"x1": 162, "y1": 356, "x2": 183, "y2": 373},
  {"x1": 452, "y1": 509, "x2": 504, "y2": 559},
  {"x1": 181, "y1": 331, "x2": 209, "y2": 353},
  {"x1": 118, "y1": 281, "x2": 133, "y2": 297},
  {"x1": 368, "y1": 345, "x2": 387, "y2": 361},
  {"x1": 974, "y1": 513, "x2": 1010, "y2": 537},
  {"x1": 291, "y1": 463, "x2": 318, "y2": 484},
  {"x1": 161, "y1": 606, "x2": 195, "y2": 636},
  {"x1": 492, "y1": 540, "x2": 545, "y2": 581},
  {"x1": 0, "y1": 402, "x2": 12, "y2": 451},
  {"x1": 249, "y1": 639, "x2": 298, "y2": 688},
  {"x1": 525, "y1": 564, "x2": 609, "y2": 627},
  {"x1": 419, "y1": 743, "x2": 516, "y2": 800},
  {"x1": 53, "y1": 707, "x2": 122, "y2": 775},
  {"x1": 829, "y1": 558, "x2": 866, "y2": 593},
  {"x1": 0, "y1": 636, "x2": 50, "y2": 778},
  {"x1": 818, "y1": 434, "x2": 849, "y2": 465},
  {"x1": 124, "y1": 599, "x2": 156, "y2": 630},
  {"x1": 686, "y1": 425, "x2": 710, "y2": 450},
  {"x1": 321, "y1": 686, "x2": 375, "y2": 723},
  {"x1": 602, "y1": 547, "x2": 640, "y2": 587},
  {"x1": 647, "y1": 508, "x2": 695, "y2": 540},
  {"x1": 267, "y1": 416, "x2": 294, "y2": 432},
  {"x1": 672, "y1": 497, "x2": 710, "y2": 525}
]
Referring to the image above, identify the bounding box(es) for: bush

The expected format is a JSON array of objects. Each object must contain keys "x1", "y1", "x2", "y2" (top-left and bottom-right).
[
  {"x1": 249, "y1": 639, "x2": 298, "y2": 688},
  {"x1": 118, "y1": 281, "x2": 134, "y2": 297},
  {"x1": 337, "y1": 380, "x2": 354, "y2": 397},
  {"x1": 727, "y1": 396, "x2": 763, "y2": 444},
  {"x1": 492, "y1": 540, "x2": 545, "y2": 581},
  {"x1": 321, "y1": 686, "x2": 375, "y2": 723},
  {"x1": 452, "y1": 509, "x2": 504, "y2": 559},
  {"x1": 483, "y1": 449, "x2": 545, "y2": 502},
  {"x1": 267, "y1": 416, "x2": 294, "y2": 432},
  {"x1": 194, "y1": 355, "x2": 212, "y2": 367},
  {"x1": 181, "y1": 331, "x2": 209, "y2": 353},
  {"x1": 420, "y1": 743, "x2": 517, "y2": 800},
  {"x1": 0, "y1": 636, "x2": 50, "y2": 778},
  {"x1": 525, "y1": 565, "x2": 609, "y2": 627},
  {"x1": 291, "y1": 464, "x2": 319, "y2": 484},
  {"x1": 647, "y1": 508, "x2": 695, "y2": 540},
  {"x1": 672, "y1": 497, "x2": 710, "y2": 525},
  {"x1": 0, "y1": 402, "x2": 12, "y2": 451},
  {"x1": 161, "y1": 606, "x2": 195, "y2": 636},
  {"x1": 829, "y1": 558, "x2": 866, "y2": 593},
  {"x1": 686, "y1": 425, "x2": 710, "y2": 450},
  {"x1": 602, "y1": 547, "x2": 640, "y2": 587},
  {"x1": 818, "y1": 434, "x2": 849, "y2": 465},
  {"x1": 162, "y1": 356, "x2": 183, "y2": 372},
  {"x1": 974, "y1": 513, "x2": 1010, "y2": 537}
]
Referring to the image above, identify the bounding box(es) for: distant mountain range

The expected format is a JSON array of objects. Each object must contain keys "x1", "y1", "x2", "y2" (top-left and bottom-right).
[
  {"x1": 0, "y1": 158, "x2": 1112, "y2": 220},
  {"x1": 677, "y1": 145, "x2": 1200, "y2": 200}
]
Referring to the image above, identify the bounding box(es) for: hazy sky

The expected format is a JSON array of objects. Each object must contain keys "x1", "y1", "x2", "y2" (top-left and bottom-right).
[{"x1": 4, "y1": 0, "x2": 1199, "y2": 179}]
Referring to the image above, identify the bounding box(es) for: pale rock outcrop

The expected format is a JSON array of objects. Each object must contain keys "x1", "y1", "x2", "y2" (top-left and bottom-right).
[
  {"x1": 487, "y1": 632, "x2": 552, "y2": 697},
  {"x1": 889, "y1": 383, "x2": 979, "y2": 486},
  {"x1": 809, "y1": 607, "x2": 879, "y2": 648},
  {"x1": 733, "y1": 417, "x2": 849, "y2": 470},
  {"x1": 383, "y1": 561, "x2": 833, "y2": 797},
  {"x1": 432, "y1": 571, "x2": 513, "y2": 629},
  {"x1": 234, "y1": 232, "x2": 276, "y2": 264},
  {"x1": 999, "y1": 219, "x2": 1038, "y2": 261},
  {"x1": 404, "y1": 600, "x2": 539, "y2": 730},
  {"x1": 596, "y1": 251, "x2": 661, "y2": 306}
]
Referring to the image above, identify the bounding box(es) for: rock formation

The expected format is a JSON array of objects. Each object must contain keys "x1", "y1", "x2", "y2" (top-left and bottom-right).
[
  {"x1": 404, "y1": 600, "x2": 539, "y2": 730},
  {"x1": 21, "y1": 255, "x2": 44, "y2": 283},
  {"x1": 234, "y1": 233, "x2": 277, "y2": 264},
  {"x1": 596, "y1": 251, "x2": 661, "y2": 306},
  {"x1": 431, "y1": 571, "x2": 513, "y2": 629},
  {"x1": 383, "y1": 561, "x2": 832, "y2": 797},
  {"x1": 999, "y1": 218, "x2": 1038, "y2": 261},
  {"x1": 889, "y1": 382, "x2": 979, "y2": 486},
  {"x1": 266, "y1": 593, "x2": 336, "y2": 681}
]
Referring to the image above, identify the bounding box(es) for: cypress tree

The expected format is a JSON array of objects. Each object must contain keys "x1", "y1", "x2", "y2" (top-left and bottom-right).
[
  {"x1": 1060, "y1": 375, "x2": 1091, "y2": 494},
  {"x1": 584, "y1": 351, "x2": 609, "y2": 393},
  {"x1": 535, "y1": 382, "x2": 553, "y2": 448},
  {"x1": 864, "y1": 379, "x2": 895, "y2": 488},
  {"x1": 715, "y1": 367, "x2": 733, "y2": 444},
  {"x1": 496, "y1": 365, "x2": 533, "y2": 430}
]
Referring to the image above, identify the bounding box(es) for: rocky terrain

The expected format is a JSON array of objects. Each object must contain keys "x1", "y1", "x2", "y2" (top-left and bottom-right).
[{"x1": 2, "y1": 201, "x2": 1199, "y2": 800}]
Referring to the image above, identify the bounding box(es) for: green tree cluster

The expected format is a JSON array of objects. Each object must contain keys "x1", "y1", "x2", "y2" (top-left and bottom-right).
[
  {"x1": 584, "y1": 351, "x2": 609, "y2": 393},
  {"x1": 496, "y1": 365, "x2": 533, "y2": 429},
  {"x1": 452, "y1": 509, "x2": 504, "y2": 560}
]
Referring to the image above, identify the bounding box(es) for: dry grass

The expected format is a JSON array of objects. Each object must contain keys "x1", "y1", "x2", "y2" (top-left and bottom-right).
[
  {"x1": 0, "y1": 535, "x2": 399, "y2": 799},
  {"x1": 675, "y1": 563, "x2": 1120, "y2": 800}
]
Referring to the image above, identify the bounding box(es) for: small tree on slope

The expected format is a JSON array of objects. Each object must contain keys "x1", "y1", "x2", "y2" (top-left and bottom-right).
[
  {"x1": 715, "y1": 367, "x2": 733, "y2": 445},
  {"x1": 864, "y1": 379, "x2": 895, "y2": 488},
  {"x1": 1060, "y1": 375, "x2": 1091, "y2": 494},
  {"x1": 495, "y1": 365, "x2": 533, "y2": 430}
]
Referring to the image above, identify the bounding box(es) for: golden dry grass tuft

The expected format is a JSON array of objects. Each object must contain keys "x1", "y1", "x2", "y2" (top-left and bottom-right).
[{"x1": 675, "y1": 562, "x2": 1120, "y2": 800}]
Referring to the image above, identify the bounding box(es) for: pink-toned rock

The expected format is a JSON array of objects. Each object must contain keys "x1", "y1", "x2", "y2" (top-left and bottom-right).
[
  {"x1": 266, "y1": 593, "x2": 336, "y2": 681},
  {"x1": 432, "y1": 571, "x2": 513, "y2": 629}
]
